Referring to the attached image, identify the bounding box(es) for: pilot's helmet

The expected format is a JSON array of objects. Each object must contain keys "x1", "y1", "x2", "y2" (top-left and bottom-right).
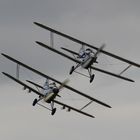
[
  {"x1": 85, "y1": 48, "x2": 91, "y2": 54},
  {"x1": 45, "y1": 79, "x2": 49, "y2": 84},
  {"x1": 52, "y1": 82, "x2": 56, "y2": 86},
  {"x1": 50, "y1": 82, "x2": 56, "y2": 87}
]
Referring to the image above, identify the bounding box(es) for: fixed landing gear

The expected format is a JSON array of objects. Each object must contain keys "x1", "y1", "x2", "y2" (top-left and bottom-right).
[
  {"x1": 51, "y1": 108, "x2": 56, "y2": 115},
  {"x1": 69, "y1": 66, "x2": 75, "y2": 75},
  {"x1": 88, "y1": 68, "x2": 95, "y2": 83},
  {"x1": 50, "y1": 101, "x2": 56, "y2": 115},
  {"x1": 90, "y1": 74, "x2": 95, "y2": 83},
  {"x1": 32, "y1": 98, "x2": 38, "y2": 106}
]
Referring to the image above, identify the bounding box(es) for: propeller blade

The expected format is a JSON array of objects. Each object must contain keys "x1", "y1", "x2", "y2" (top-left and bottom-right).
[
  {"x1": 58, "y1": 78, "x2": 70, "y2": 90},
  {"x1": 94, "y1": 44, "x2": 105, "y2": 58}
]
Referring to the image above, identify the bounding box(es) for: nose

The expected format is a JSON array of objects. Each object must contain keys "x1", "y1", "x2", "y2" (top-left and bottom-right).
[{"x1": 53, "y1": 88, "x2": 59, "y2": 94}]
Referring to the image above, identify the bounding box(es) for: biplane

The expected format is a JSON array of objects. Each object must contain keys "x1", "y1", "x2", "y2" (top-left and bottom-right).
[
  {"x1": 2, "y1": 53, "x2": 111, "y2": 118},
  {"x1": 34, "y1": 22, "x2": 140, "y2": 83}
]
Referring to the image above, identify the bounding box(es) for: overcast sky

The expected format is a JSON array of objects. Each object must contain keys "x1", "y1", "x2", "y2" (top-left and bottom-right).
[{"x1": 0, "y1": 0, "x2": 140, "y2": 140}]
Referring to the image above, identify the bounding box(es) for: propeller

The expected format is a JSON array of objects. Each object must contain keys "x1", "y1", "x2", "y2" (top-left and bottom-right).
[
  {"x1": 58, "y1": 78, "x2": 70, "y2": 91},
  {"x1": 52, "y1": 79, "x2": 70, "y2": 97},
  {"x1": 94, "y1": 43, "x2": 106, "y2": 58}
]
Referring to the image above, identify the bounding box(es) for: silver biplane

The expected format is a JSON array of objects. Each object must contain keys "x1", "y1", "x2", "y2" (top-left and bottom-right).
[
  {"x1": 34, "y1": 22, "x2": 140, "y2": 83},
  {"x1": 2, "y1": 53, "x2": 111, "y2": 118}
]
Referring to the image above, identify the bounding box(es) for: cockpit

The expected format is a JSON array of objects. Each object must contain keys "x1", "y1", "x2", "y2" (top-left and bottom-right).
[
  {"x1": 85, "y1": 48, "x2": 92, "y2": 54},
  {"x1": 49, "y1": 82, "x2": 57, "y2": 89},
  {"x1": 78, "y1": 48, "x2": 92, "y2": 59}
]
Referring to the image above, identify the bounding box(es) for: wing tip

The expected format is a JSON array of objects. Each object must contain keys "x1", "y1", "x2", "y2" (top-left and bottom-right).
[
  {"x1": 127, "y1": 78, "x2": 135, "y2": 82},
  {"x1": 131, "y1": 80, "x2": 135, "y2": 82},
  {"x1": 105, "y1": 104, "x2": 112, "y2": 108},
  {"x1": 1, "y1": 53, "x2": 5, "y2": 56},
  {"x1": 1, "y1": 53, "x2": 9, "y2": 59},
  {"x1": 33, "y1": 22, "x2": 39, "y2": 25},
  {"x1": 35, "y1": 41, "x2": 44, "y2": 46},
  {"x1": 91, "y1": 115, "x2": 95, "y2": 118},
  {"x1": 36, "y1": 41, "x2": 45, "y2": 47},
  {"x1": 2, "y1": 72, "x2": 6, "y2": 75},
  {"x1": 2, "y1": 72, "x2": 11, "y2": 78},
  {"x1": 108, "y1": 105, "x2": 112, "y2": 108},
  {"x1": 35, "y1": 41, "x2": 39, "y2": 44}
]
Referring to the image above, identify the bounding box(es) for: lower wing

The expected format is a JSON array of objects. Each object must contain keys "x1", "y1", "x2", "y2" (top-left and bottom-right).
[
  {"x1": 90, "y1": 66, "x2": 134, "y2": 82},
  {"x1": 53, "y1": 99, "x2": 95, "y2": 118},
  {"x1": 35, "y1": 43, "x2": 134, "y2": 82},
  {"x1": 2, "y1": 72, "x2": 44, "y2": 97},
  {"x1": 2, "y1": 53, "x2": 111, "y2": 108}
]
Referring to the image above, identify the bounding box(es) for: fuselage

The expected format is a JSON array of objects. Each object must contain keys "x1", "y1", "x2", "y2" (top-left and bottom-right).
[
  {"x1": 42, "y1": 80, "x2": 59, "y2": 103},
  {"x1": 78, "y1": 49, "x2": 96, "y2": 69}
]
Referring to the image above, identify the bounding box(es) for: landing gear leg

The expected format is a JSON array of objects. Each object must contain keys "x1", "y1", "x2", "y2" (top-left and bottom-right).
[
  {"x1": 32, "y1": 98, "x2": 38, "y2": 106},
  {"x1": 51, "y1": 101, "x2": 56, "y2": 115},
  {"x1": 88, "y1": 68, "x2": 95, "y2": 83},
  {"x1": 69, "y1": 64, "x2": 81, "y2": 75},
  {"x1": 90, "y1": 74, "x2": 95, "y2": 83},
  {"x1": 51, "y1": 108, "x2": 56, "y2": 115},
  {"x1": 32, "y1": 96, "x2": 43, "y2": 106},
  {"x1": 69, "y1": 66, "x2": 75, "y2": 75}
]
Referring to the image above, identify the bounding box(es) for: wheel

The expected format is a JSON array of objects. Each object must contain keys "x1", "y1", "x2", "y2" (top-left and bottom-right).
[
  {"x1": 90, "y1": 74, "x2": 95, "y2": 83},
  {"x1": 32, "y1": 98, "x2": 38, "y2": 106},
  {"x1": 69, "y1": 66, "x2": 74, "y2": 75},
  {"x1": 51, "y1": 108, "x2": 56, "y2": 115}
]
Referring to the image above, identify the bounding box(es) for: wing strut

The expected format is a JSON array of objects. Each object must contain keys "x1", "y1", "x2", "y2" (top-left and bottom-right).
[
  {"x1": 16, "y1": 64, "x2": 20, "y2": 79},
  {"x1": 53, "y1": 99, "x2": 95, "y2": 118},
  {"x1": 37, "y1": 103, "x2": 52, "y2": 111},
  {"x1": 80, "y1": 101, "x2": 93, "y2": 111},
  {"x1": 50, "y1": 31, "x2": 54, "y2": 48},
  {"x1": 119, "y1": 64, "x2": 132, "y2": 76}
]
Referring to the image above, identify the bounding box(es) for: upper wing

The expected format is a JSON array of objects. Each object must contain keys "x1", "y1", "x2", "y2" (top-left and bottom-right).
[
  {"x1": 61, "y1": 47, "x2": 79, "y2": 56},
  {"x1": 3, "y1": 72, "x2": 94, "y2": 118},
  {"x1": 2, "y1": 53, "x2": 111, "y2": 108},
  {"x1": 34, "y1": 22, "x2": 140, "y2": 68},
  {"x1": 2, "y1": 72, "x2": 44, "y2": 97},
  {"x1": 36, "y1": 41, "x2": 80, "y2": 63},
  {"x1": 53, "y1": 99, "x2": 94, "y2": 118},
  {"x1": 26, "y1": 80, "x2": 45, "y2": 89},
  {"x1": 35, "y1": 42, "x2": 134, "y2": 82}
]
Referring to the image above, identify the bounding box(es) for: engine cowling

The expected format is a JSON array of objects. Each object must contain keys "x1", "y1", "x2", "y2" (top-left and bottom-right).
[{"x1": 53, "y1": 88, "x2": 59, "y2": 94}]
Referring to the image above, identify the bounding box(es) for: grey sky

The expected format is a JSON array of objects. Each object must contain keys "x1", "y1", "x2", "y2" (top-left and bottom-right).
[{"x1": 0, "y1": 0, "x2": 140, "y2": 140}]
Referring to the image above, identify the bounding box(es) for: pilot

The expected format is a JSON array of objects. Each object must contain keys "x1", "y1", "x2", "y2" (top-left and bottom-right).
[
  {"x1": 78, "y1": 51, "x2": 86, "y2": 58},
  {"x1": 79, "y1": 48, "x2": 91, "y2": 58},
  {"x1": 85, "y1": 48, "x2": 92, "y2": 55}
]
